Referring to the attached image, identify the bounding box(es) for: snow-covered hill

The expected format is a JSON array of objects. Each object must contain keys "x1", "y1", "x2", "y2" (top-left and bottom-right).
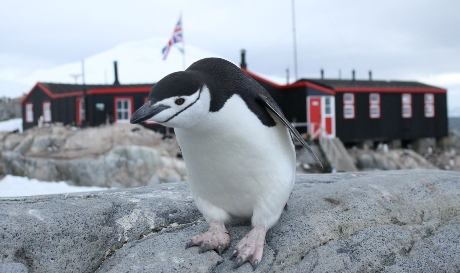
[{"x1": 20, "y1": 37, "x2": 228, "y2": 86}]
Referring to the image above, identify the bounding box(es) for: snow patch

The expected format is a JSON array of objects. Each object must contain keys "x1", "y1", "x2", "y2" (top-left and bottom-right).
[
  {"x1": 0, "y1": 118, "x2": 22, "y2": 133},
  {"x1": 0, "y1": 175, "x2": 107, "y2": 197}
]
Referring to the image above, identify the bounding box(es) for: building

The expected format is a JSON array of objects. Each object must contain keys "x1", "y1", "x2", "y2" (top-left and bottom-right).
[
  {"x1": 21, "y1": 57, "x2": 448, "y2": 145},
  {"x1": 19, "y1": 81, "x2": 171, "y2": 133},
  {"x1": 241, "y1": 52, "x2": 448, "y2": 145},
  {"x1": 20, "y1": 61, "x2": 168, "y2": 133}
]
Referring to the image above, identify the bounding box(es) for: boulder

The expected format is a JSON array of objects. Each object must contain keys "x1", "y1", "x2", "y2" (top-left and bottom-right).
[
  {"x1": 0, "y1": 124, "x2": 186, "y2": 187},
  {"x1": 1, "y1": 170, "x2": 459, "y2": 272}
]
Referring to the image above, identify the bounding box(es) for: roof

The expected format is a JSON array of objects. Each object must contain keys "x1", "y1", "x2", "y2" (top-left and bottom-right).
[
  {"x1": 243, "y1": 69, "x2": 446, "y2": 94},
  {"x1": 299, "y1": 78, "x2": 443, "y2": 90},
  {"x1": 21, "y1": 82, "x2": 155, "y2": 104},
  {"x1": 40, "y1": 82, "x2": 154, "y2": 95}
]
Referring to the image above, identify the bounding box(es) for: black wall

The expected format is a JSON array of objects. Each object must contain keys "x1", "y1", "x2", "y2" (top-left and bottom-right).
[
  {"x1": 87, "y1": 92, "x2": 166, "y2": 133},
  {"x1": 335, "y1": 92, "x2": 448, "y2": 143}
]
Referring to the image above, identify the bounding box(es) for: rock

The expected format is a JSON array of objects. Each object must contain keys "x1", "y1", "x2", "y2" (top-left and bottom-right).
[
  {"x1": 0, "y1": 124, "x2": 186, "y2": 187},
  {"x1": 1, "y1": 170, "x2": 459, "y2": 272},
  {"x1": 0, "y1": 263, "x2": 28, "y2": 273},
  {"x1": 357, "y1": 153, "x2": 375, "y2": 169}
]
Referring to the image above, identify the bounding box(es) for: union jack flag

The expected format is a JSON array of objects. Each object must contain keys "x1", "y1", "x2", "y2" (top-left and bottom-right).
[{"x1": 162, "y1": 16, "x2": 183, "y2": 60}]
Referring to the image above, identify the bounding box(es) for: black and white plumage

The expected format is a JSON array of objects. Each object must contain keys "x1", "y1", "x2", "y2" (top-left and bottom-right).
[{"x1": 131, "y1": 58, "x2": 321, "y2": 269}]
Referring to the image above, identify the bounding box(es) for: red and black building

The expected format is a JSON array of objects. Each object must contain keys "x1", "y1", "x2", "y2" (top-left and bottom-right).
[
  {"x1": 21, "y1": 57, "x2": 448, "y2": 145},
  {"x1": 20, "y1": 81, "x2": 169, "y2": 133},
  {"x1": 244, "y1": 69, "x2": 448, "y2": 144}
]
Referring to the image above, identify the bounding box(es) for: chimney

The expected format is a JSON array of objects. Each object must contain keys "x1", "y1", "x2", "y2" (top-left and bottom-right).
[
  {"x1": 240, "y1": 49, "x2": 247, "y2": 69},
  {"x1": 352, "y1": 70, "x2": 355, "y2": 81},
  {"x1": 113, "y1": 61, "x2": 120, "y2": 85},
  {"x1": 369, "y1": 70, "x2": 372, "y2": 81},
  {"x1": 320, "y1": 69, "x2": 324, "y2": 79}
]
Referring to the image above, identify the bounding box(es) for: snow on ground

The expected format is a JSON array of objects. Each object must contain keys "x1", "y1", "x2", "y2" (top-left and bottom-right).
[
  {"x1": 0, "y1": 118, "x2": 22, "y2": 133},
  {"x1": 0, "y1": 175, "x2": 108, "y2": 198}
]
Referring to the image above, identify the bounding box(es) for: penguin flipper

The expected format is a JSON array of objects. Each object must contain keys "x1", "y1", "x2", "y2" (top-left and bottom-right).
[{"x1": 257, "y1": 95, "x2": 324, "y2": 169}]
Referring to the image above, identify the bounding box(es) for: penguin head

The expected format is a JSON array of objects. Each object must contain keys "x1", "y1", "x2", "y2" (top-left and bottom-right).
[{"x1": 130, "y1": 71, "x2": 211, "y2": 128}]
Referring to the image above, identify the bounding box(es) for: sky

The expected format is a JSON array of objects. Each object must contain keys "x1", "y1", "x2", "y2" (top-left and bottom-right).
[{"x1": 1, "y1": 0, "x2": 460, "y2": 115}]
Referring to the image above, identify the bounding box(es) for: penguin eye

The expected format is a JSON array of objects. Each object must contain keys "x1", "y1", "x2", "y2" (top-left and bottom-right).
[{"x1": 175, "y1": 98, "x2": 185, "y2": 105}]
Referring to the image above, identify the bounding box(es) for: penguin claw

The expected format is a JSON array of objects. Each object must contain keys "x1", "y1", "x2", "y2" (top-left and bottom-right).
[
  {"x1": 185, "y1": 240, "x2": 193, "y2": 249},
  {"x1": 233, "y1": 257, "x2": 244, "y2": 269},
  {"x1": 217, "y1": 245, "x2": 224, "y2": 256},
  {"x1": 252, "y1": 260, "x2": 259, "y2": 271},
  {"x1": 229, "y1": 249, "x2": 237, "y2": 260}
]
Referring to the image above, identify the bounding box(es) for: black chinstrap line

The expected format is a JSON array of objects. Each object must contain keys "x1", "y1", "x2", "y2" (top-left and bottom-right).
[{"x1": 161, "y1": 88, "x2": 203, "y2": 123}]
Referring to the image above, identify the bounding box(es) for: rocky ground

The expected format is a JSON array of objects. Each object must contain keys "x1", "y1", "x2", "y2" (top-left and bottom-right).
[
  {"x1": 2, "y1": 123, "x2": 459, "y2": 189},
  {"x1": 345, "y1": 130, "x2": 460, "y2": 172},
  {"x1": 0, "y1": 123, "x2": 186, "y2": 188},
  {"x1": 1, "y1": 170, "x2": 459, "y2": 272}
]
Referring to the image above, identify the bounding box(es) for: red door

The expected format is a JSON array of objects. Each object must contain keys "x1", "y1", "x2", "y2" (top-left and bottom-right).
[
  {"x1": 308, "y1": 97, "x2": 322, "y2": 138},
  {"x1": 308, "y1": 96, "x2": 335, "y2": 139}
]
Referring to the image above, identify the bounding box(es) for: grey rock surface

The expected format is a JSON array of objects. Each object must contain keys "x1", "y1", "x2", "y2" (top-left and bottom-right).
[
  {"x1": 1, "y1": 170, "x2": 460, "y2": 273},
  {"x1": 0, "y1": 124, "x2": 186, "y2": 187}
]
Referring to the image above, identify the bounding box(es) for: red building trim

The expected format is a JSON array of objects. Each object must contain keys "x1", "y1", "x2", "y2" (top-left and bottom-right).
[
  {"x1": 21, "y1": 83, "x2": 151, "y2": 105},
  {"x1": 242, "y1": 68, "x2": 336, "y2": 95},
  {"x1": 335, "y1": 87, "x2": 446, "y2": 94},
  {"x1": 88, "y1": 87, "x2": 151, "y2": 95}
]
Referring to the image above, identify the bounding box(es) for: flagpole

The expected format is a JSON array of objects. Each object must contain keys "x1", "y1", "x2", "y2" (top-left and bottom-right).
[{"x1": 181, "y1": 12, "x2": 186, "y2": 70}]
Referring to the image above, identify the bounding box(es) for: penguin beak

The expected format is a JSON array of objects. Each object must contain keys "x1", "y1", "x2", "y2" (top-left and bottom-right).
[{"x1": 130, "y1": 102, "x2": 170, "y2": 124}]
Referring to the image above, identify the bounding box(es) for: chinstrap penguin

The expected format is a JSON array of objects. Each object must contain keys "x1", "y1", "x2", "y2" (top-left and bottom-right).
[{"x1": 130, "y1": 58, "x2": 321, "y2": 270}]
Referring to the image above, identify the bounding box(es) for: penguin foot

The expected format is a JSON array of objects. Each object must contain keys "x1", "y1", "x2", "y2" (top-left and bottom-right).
[
  {"x1": 185, "y1": 222, "x2": 230, "y2": 255},
  {"x1": 231, "y1": 225, "x2": 266, "y2": 270}
]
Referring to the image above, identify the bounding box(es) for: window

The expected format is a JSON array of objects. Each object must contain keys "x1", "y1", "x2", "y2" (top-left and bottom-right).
[
  {"x1": 343, "y1": 93, "x2": 355, "y2": 119},
  {"x1": 43, "y1": 101, "x2": 51, "y2": 122},
  {"x1": 424, "y1": 93, "x2": 434, "y2": 104},
  {"x1": 76, "y1": 98, "x2": 85, "y2": 125},
  {"x1": 402, "y1": 93, "x2": 411, "y2": 104},
  {"x1": 344, "y1": 104, "x2": 355, "y2": 119},
  {"x1": 26, "y1": 103, "x2": 34, "y2": 123},
  {"x1": 370, "y1": 104, "x2": 380, "y2": 118},
  {"x1": 402, "y1": 104, "x2": 412, "y2": 118},
  {"x1": 402, "y1": 93, "x2": 412, "y2": 118},
  {"x1": 425, "y1": 104, "x2": 435, "y2": 118},
  {"x1": 424, "y1": 93, "x2": 435, "y2": 118},
  {"x1": 369, "y1": 93, "x2": 380, "y2": 119},
  {"x1": 115, "y1": 97, "x2": 133, "y2": 123},
  {"x1": 344, "y1": 93, "x2": 354, "y2": 104},
  {"x1": 370, "y1": 93, "x2": 380, "y2": 104}
]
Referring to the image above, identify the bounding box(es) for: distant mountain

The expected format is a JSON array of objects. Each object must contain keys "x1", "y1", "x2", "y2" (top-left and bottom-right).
[{"x1": 23, "y1": 37, "x2": 228, "y2": 86}]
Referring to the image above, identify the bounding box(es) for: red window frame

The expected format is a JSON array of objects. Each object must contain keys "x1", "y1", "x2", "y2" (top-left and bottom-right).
[
  {"x1": 402, "y1": 93, "x2": 412, "y2": 118},
  {"x1": 343, "y1": 93, "x2": 355, "y2": 119},
  {"x1": 114, "y1": 97, "x2": 134, "y2": 123},
  {"x1": 369, "y1": 93, "x2": 380, "y2": 119},
  {"x1": 42, "y1": 101, "x2": 51, "y2": 122},
  {"x1": 424, "y1": 93, "x2": 435, "y2": 118},
  {"x1": 25, "y1": 103, "x2": 34, "y2": 123}
]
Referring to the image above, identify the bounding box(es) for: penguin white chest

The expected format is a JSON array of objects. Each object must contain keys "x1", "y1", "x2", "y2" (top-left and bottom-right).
[{"x1": 175, "y1": 94, "x2": 296, "y2": 225}]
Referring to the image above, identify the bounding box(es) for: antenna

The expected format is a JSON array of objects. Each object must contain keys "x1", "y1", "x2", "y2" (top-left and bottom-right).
[
  {"x1": 70, "y1": 74, "x2": 81, "y2": 84},
  {"x1": 291, "y1": 0, "x2": 298, "y2": 80}
]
